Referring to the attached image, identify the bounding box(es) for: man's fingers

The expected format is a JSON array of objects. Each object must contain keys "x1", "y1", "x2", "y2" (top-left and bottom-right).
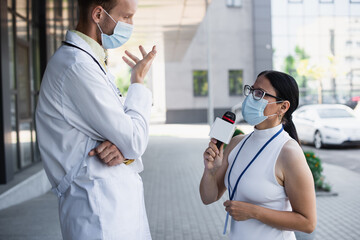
[
  {"x1": 144, "y1": 46, "x2": 157, "y2": 62},
  {"x1": 97, "y1": 145, "x2": 113, "y2": 159},
  {"x1": 223, "y1": 200, "x2": 231, "y2": 207},
  {"x1": 139, "y1": 45, "x2": 147, "y2": 58},
  {"x1": 102, "y1": 152, "x2": 117, "y2": 163},
  {"x1": 96, "y1": 141, "x2": 111, "y2": 154},
  {"x1": 88, "y1": 149, "x2": 96, "y2": 156},
  {"x1": 122, "y1": 56, "x2": 135, "y2": 68},
  {"x1": 151, "y1": 45, "x2": 157, "y2": 54},
  {"x1": 107, "y1": 157, "x2": 124, "y2": 166},
  {"x1": 125, "y1": 50, "x2": 140, "y2": 63}
]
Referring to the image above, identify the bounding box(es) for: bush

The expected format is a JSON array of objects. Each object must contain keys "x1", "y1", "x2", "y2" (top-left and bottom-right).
[
  {"x1": 304, "y1": 151, "x2": 331, "y2": 192},
  {"x1": 233, "y1": 128, "x2": 244, "y2": 137}
]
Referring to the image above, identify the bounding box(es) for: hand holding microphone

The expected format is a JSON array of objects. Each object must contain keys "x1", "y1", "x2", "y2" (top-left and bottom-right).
[
  {"x1": 210, "y1": 111, "x2": 236, "y2": 149},
  {"x1": 203, "y1": 111, "x2": 236, "y2": 174}
]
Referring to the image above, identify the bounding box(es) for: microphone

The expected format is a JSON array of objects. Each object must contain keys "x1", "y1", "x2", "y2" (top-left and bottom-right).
[{"x1": 209, "y1": 111, "x2": 236, "y2": 150}]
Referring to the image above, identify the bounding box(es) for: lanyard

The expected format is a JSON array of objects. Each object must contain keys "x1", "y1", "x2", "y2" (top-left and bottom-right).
[{"x1": 223, "y1": 126, "x2": 284, "y2": 235}]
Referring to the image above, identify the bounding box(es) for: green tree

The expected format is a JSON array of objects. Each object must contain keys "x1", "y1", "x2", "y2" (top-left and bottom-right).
[
  {"x1": 283, "y1": 46, "x2": 326, "y2": 103},
  {"x1": 115, "y1": 68, "x2": 131, "y2": 95},
  {"x1": 284, "y1": 45, "x2": 310, "y2": 89}
]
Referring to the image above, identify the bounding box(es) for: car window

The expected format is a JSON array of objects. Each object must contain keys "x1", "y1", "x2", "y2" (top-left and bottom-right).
[{"x1": 317, "y1": 108, "x2": 354, "y2": 118}]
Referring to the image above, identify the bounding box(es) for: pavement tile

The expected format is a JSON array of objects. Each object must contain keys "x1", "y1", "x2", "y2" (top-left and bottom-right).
[{"x1": 0, "y1": 134, "x2": 359, "y2": 240}]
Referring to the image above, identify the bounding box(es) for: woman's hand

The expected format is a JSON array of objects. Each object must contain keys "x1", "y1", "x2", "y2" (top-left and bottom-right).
[
  {"x1": 223, "y1": 200, "x2": 255, "y2": 221},
  {"x1": 203, "y1": 138, "x2": 224, "y2": 175},
  {"x1": 122, "y1": 45, "x2": 157, "y2": 84},
  {"x1": 88, "y1": 141, "x2": 125, "y2": 166}
]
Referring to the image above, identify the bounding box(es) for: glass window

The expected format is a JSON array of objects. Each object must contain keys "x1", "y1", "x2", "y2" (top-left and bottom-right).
[
  {"x1": 28, "y1": 0, "x2": 32, "y2": 21},
  {"x1": 46, "y1": 0, "x2": 56, "y2": 55},
  {"x1": 16, "y1": 0, "x2": 27, "y2": 18},
  {"x1": 8, "y1": 12, "x2": 16, "y2": 90},
  {"x1": 350, "y1": 0, "x2": 360, "y2": 3},
  {"x1": 319, "y1": 0, "x2": 333, "y2": 3},
  {"x1": 317, "y1": 109, "x2": 354, "y2": 118},
  {"x1": 193, "y1": 70, "x2": 208, "y2": 97},
  {"x1": 229, "y1": 70, "x2": 243, "y2": 96},
  {"x1": 226, "y1": 0, "x2": 241, "y2": 8},
  {"x1": 288, "y1": 0, "x2": 303, "y2": 3},
  {"x1": 16, "y1": 15, "x2": 28, "y2": 41},
  {"x1": 8, "y1": 0, "x2": 12, "y2": 8},
  {"x1": 19, "y1": 122, "x2": 32, "y2": 168},
  {"x1": 11, "y1": 95, "x2": 19, "y2": 172},
  {"x1": 16, "y1": 42, "x2": 31, "y2": 120}
]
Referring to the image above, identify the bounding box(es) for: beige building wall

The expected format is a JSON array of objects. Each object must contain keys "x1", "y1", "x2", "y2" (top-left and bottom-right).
[{"x1": 165, "y1": 0, "x2": 255, "y2": 123}]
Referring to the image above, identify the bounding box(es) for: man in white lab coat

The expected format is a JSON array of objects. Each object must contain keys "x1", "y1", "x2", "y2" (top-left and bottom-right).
[{"x1": 35, "y1": 0, "x2": 156, "y2": 239}]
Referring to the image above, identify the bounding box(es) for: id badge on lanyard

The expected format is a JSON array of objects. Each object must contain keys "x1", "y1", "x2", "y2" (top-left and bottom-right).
[{"x1": 223, "y1": 126, "x2": 283, "y2": 235}]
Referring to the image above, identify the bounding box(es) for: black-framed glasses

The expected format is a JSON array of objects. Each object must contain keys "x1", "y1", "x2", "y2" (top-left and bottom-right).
[{"x1": 243, "y1": 85, "x2": 283, "y2": 101}]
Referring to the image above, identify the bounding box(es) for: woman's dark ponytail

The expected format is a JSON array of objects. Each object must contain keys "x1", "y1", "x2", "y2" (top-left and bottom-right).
[
  {"x1": 258, "y1": 70, "x2": 300, "y2": 144},
  {"x1": 282, "y1": 114, "x2": 300, "y2": 144}
]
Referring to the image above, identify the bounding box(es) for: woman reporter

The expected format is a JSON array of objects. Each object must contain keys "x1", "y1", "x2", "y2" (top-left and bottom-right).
[{"x1": 200, "y1": 70, "x2": 316, "y2": 239}]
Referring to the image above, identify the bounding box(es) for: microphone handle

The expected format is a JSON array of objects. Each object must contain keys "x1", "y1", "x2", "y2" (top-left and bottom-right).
[{"x1": 216, "y1": 140, "x2": 223, "y2": 150}]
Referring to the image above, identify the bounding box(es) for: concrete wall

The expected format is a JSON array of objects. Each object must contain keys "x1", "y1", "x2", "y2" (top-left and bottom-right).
[
  {"x1": 165, "y1": 0, "x2": 256, "y2": 123},
  {"x1": 252, "y1": 0, "x2": 273, "y2": 80}
]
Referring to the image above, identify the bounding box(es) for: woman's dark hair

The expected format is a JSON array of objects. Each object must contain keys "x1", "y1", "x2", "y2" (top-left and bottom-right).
[
  {"x1": 258, "y1": 70, "x2": 300, "y2": 144},
  {"x1": 78, "y1": 0, "x2": 117, "y2": 22}
]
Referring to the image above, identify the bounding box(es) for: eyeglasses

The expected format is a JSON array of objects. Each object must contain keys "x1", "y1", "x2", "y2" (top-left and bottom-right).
[{"x1": 243, "y1": 85, "x2": 283, "y2": 101}]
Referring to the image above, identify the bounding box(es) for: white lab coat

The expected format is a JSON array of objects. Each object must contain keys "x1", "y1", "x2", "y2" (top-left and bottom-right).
[{"x1": 36, "y1": 31, "x2": 152, "y2": 240}]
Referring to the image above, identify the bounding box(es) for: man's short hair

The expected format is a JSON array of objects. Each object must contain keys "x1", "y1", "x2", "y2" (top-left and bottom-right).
[{"x1": 78, "y1": 0, "x2": 118, "y2": 21}]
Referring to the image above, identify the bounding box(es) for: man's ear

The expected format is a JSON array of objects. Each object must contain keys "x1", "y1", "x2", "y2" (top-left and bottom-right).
[{"x1": 91, "y1": 6, "x2": 103, "y2": 24}]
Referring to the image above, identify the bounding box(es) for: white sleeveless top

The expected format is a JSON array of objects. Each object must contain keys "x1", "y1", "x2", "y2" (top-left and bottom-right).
[{"x1": 224, "y1": 124, "x2": 296, "y2": 240}]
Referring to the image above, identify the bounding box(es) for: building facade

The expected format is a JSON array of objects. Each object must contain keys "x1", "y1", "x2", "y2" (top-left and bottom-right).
[
  {"x1": 0, "y1": 0, "x2": 78, "y2": 183},
  {"x1": 164, "y1": 0, "x2": 272, "y2": 123},
  {"x1": 272, "y1": 0, "x2": 360, "y2": 105}
]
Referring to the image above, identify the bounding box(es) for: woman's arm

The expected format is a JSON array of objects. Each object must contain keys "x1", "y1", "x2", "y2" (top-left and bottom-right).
[
  {"x1": 224, "y1": 139, "x2": 316, "y2": 233},
  {"x1": 200, "y1": 135, "x2": 245, "y2": 205}
]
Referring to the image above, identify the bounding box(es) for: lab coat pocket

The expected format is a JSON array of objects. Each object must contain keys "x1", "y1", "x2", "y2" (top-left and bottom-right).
[{"x1": 93, "y1": 172, "x2": 142, "y2": 240}]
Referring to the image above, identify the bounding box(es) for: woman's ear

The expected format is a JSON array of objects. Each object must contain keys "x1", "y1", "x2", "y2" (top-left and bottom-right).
[{"x1": 280, "y1": 100, "x2": 290, "y2": 114}]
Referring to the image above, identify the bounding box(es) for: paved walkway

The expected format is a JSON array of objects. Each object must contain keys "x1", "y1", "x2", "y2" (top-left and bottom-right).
[{"x1": 0, "y1": 125, "x2": 359, "y2": 239}]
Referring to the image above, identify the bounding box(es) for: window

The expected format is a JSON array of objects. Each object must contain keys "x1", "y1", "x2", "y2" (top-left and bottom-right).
[
  {"x1": 288, "y1": 0, "x2": 303, "y2": 3},
  {"x1": 319, "y1": 0, "x2": 334, "y2": 3},
  {"x1": 3, "y1": 0, "x2": 78, "y2": 176},
  {"x1": 350, "y1": 0, "x2": 360, "y2": 3},
  {"x1": 193, "y1": 70, "x2": 208, "y2": 97},
  {"x1": 229, "y1": 70, "x2": 243, "y2": 96},
  {"x1": 226, "y1": 0, "x2": 241, "y2": 8}
]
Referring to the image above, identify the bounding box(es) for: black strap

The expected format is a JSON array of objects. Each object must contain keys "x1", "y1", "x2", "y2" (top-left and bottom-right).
[{"x1": 62, "y1": 41, "x2": 106, "y2": 75}]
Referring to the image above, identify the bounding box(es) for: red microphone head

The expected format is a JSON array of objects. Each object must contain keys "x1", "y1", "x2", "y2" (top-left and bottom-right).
[{"x1": 222, "y1": 111, "x2": 236, "y2": 124}]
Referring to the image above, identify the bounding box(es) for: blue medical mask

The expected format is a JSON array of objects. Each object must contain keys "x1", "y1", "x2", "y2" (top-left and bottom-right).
[
  {"x1": 96, "y1": 10, "x2": 133, "y2": 49},
  {"x1": 241, "y1": 95, "x2": 282, "y2": 126}
]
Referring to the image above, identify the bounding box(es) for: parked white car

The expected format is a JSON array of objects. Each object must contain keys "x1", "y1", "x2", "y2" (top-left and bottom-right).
[{"x1": 293, "y1": 104, "x2": 360, "y2": 149}]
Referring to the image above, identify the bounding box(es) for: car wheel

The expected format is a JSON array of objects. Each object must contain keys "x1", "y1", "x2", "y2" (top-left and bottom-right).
[{"x1": 314, "y1": 131, "x2": 323, "y2": 149}]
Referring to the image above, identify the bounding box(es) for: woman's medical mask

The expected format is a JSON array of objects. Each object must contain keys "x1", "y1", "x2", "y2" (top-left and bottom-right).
[
  {"x1": 96, "y1": 9, "x2": 133, "y2": 49},
  {"x1": 241, "y1": 95, "x2": 283, "y2": 126}
]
